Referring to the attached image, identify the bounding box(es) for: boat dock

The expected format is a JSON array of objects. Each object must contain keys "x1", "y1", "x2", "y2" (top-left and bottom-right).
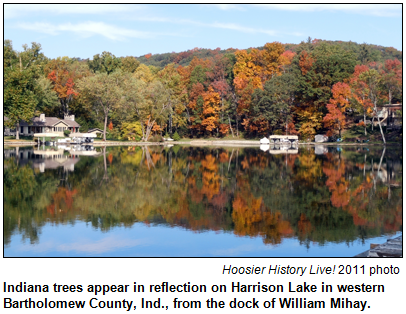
[{"x1": 355, "y1": 235, "x2": 402, "y2": 257}]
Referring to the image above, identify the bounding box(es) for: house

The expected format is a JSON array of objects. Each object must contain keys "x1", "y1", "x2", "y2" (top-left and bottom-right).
[
  {"x1": 18, "y1": 114, "x2": 81, "y2": 137},
  {"x1": 381, "y1": 104, "x2": 402, "y2": 130},
  {"x1": 87, "y1": 128, "x2": 107, "y2": 138}
]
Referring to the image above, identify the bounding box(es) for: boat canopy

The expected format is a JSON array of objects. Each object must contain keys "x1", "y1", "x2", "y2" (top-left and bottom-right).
[
  {"x1": 269, "y1": 135, "x2": 299, "y2": 140},
  {"x1": 69, "y1": 133, "x2": 97, "y2": 138},
  {"x1": 33, "y1": 133, "x2": 60, "y2": 137}
]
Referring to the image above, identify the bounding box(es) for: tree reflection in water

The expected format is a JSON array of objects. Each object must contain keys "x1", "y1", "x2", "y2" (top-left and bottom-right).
[{"x1": 4, "y1": 145, "x2": 402, "y2": 250}]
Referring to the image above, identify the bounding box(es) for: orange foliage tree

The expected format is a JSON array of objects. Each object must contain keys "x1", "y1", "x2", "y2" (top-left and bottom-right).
[
  {"x1": 233, "y1": 42, "x2": 288, "y2": 135},
  {"x1": 323, "y1": 82, "x2": 352, "y2": 137},
  {"x1": 45, "y1": 58, "x2": 80, "y2": 117},
  {"x1": 350, "y1": 65, "x2": 373, "y2": 135}
]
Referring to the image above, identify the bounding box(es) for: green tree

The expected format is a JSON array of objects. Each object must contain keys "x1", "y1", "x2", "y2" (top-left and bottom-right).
[
  {"x1": 77, "y1": 72, "x2": 123, "y2": 140},
  {"x1": 158, "y1": 63, "x2": 187, "y2": 134},
  {"x1": 88, "y1": 51, "x2": 122, "y2": 74},
  {"x1": 35, "y1": 77, "x2": 59, "y2": 114},
  {"x1": 120, "y1": 56, "x2": 140, "y2": 73},
  {"x1": 4, "y1": 68, "x2": 38, "y2": 139},
  {"x1": 4, "y1": 40, "x2": 48, "y2": 139},
  {"x1": 250, "y1": 72, "x2": 298, "y2": 135},
  {"x1": 294, "y1": 42, "x2": 357, "y2": 112}
]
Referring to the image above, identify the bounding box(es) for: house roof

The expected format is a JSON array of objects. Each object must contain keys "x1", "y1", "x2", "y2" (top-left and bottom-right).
[
  {"x1": 88, "y1": 128, "x2": 107, "y2": 133},
  {"x1": 20, "y1": 117, "x2": 80, "y2": 127},
  {"x1": 63, "y1": 119, "x2": 80, "y2": 127},
  {"x1": 382, "y1": 103, "x2": 402, "y2": 109}
]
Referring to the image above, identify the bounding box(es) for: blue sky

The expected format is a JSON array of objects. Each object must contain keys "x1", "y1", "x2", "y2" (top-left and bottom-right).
[{"x1": 4, "y1": 4, "x2": 402, "y2": 59}]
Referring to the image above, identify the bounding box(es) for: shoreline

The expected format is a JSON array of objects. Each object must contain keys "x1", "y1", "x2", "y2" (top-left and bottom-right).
[{"x1": 4, "y1": 140, "x2": 402, "y2": 147}]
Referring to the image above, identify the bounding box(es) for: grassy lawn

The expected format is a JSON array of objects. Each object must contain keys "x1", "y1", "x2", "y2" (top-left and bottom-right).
[{"x1": 4, "y1": 135, "x2": 35, "y2": 142}]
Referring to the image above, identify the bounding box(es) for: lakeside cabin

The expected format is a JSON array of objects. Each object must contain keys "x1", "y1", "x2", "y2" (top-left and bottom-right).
[{"x1": 8, "y1": 114, "x2": 81, "y2": 137}]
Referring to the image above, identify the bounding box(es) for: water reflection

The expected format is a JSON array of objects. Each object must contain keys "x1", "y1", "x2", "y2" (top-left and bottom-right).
[{"x1": 4, "y1": 145, "x2": 402, "y2": 256}]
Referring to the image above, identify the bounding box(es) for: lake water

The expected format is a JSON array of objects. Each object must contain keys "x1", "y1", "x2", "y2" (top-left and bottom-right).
[{"x1": 4, "y1": 144, "x2": 402, "y2": 257}]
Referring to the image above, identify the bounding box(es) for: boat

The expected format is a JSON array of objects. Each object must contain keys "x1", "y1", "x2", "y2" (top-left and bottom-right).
[{"x1": 69, "y1": 133, "x2": 97, "y2": 144}]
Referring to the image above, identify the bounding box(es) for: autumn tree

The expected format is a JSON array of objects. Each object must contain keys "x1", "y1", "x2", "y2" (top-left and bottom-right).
[
  {"x1": 210, "y1": 53, "x2": 238, "y2": 136},
  {"x1": 120, "y1": 74, "x2": 172, "y2": 141},
  {"x1": 77, "y1": 71, "x2": 123, "y2": 140},
  {"x1": 157, "y1": 63, "x2": 187, "y2": 134},
  {"x1": 233, "y1": 49, "x2": 263, "y2": 134},
  {"x1": 201, "y1": 86, "x2": 221, "y2": 135},
  {"x1": 359, "y1": 69, "x2": 386, "y2": 143},
  {"x1": 296, "y1": 107, "x2": 323, "y2": 140},
  {"x1": 323, "y1": 82, "x2": 352, "y2": 138},
  {"x1": 233, "y1": 43, "x2": 290, "y2": 135},
  {"x1": 380, "y1": 58, "x2": 402, "y2": 104},
  {"x1": 120, "y1": 56, "x2": 140, "y2": 73},
  {"x1": 350, "y1": 65, "x2": 373, "y2": 135},
  {"x1": 45, "y1": 57, "x2": 79, "y2": 117}
]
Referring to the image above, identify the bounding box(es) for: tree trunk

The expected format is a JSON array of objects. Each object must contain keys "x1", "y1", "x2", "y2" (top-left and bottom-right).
[
  {"x1": 374, "y1": 103, "x2": 386, "y2": 144},
  {"x1": 376, "y1": 115, "x2": 386, "y2": 144},
  {"x1": 103, "y1": 112, "x2": 108, "y2": 141},
  {"x1": 364, "y1": 111, "x2": 367, "y2": 136},
  {"x1": 16, "y1": 121, "x2": 20, "y2": 140},
  {"x1": 15, "y1": 147, "x2": 19, "y2": 166},
  {"x1": 236, "y1": 114, "x2": 239, "y2": 137},
  {"x1": 388, "y1": 89, "x2": 392, "y2": 105},
  {"x1": 228, "y1": 115, "x2": 234, "y2": 137},
  {"x1": 103, "y1": 146, "x2": 108, "y2": 181},
  {"x1": 140, "y1": 121, "x2": 145, "y2": 141},
  {"x1": 144, "y1": 119, "x2": 156, "y2": 141}
]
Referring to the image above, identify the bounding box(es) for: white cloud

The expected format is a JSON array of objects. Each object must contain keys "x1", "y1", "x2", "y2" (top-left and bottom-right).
[
  {"x1": 130, "y1": 17, "x2": 297, "y2": 37},
  {"x1": 16, "y1": 235, "x2": 151, "y2": 254},
  {"x1": 4, "y1": 4, "x2": 143, "y2": 19},
  {"x1": 251, "y1": 4, "x2": 401, "y2": 17},
  {"x1": 15, "y1": 21, "x2": 168, "y2": 41},
  {"x1": 211, "y1": 22, "x2": 277, "y2": 36}
]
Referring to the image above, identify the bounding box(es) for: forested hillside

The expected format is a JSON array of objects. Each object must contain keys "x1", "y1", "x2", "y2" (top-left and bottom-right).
[
  {"x1": 137, "y1": 39, "x2": 402, "y2": 68},
  {"x1": 4, "y1": 38, "x2": 402, "y2": 142}
]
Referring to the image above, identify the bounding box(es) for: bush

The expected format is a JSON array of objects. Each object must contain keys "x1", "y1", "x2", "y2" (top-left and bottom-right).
[
  {"x1": 149, "y1": 135, "x2": 164, "y2": 142},
  {"x1": 273, "y1": 129, "x2": 283, "y2": 135},
  {"x1": 125, "y1": 135, "x2": 141, "y2": 142},
  {"x1": 64, "y1": 130, "x2": 71, "y2": 136},
  {"x1": 120, "y1": 122, "x2": 142, "y2": 139},
  {"x1": 172, "y1": 131, "x2": 181, "y2": 141}
]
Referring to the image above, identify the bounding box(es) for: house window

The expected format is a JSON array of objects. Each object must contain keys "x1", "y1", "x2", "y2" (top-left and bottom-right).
[{"x1": 20, "y1": 127, "x2": 23, "y2": 134}]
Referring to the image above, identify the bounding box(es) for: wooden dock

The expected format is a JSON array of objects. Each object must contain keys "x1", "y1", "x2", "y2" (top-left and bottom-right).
[{"x1": 355, "y1": 235, "x2": 402, "y2": 257}]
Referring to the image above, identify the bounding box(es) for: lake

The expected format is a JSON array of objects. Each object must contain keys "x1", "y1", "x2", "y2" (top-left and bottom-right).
[{"x1": 3, "y1": 144, "x2": 402, "y2": 257}]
